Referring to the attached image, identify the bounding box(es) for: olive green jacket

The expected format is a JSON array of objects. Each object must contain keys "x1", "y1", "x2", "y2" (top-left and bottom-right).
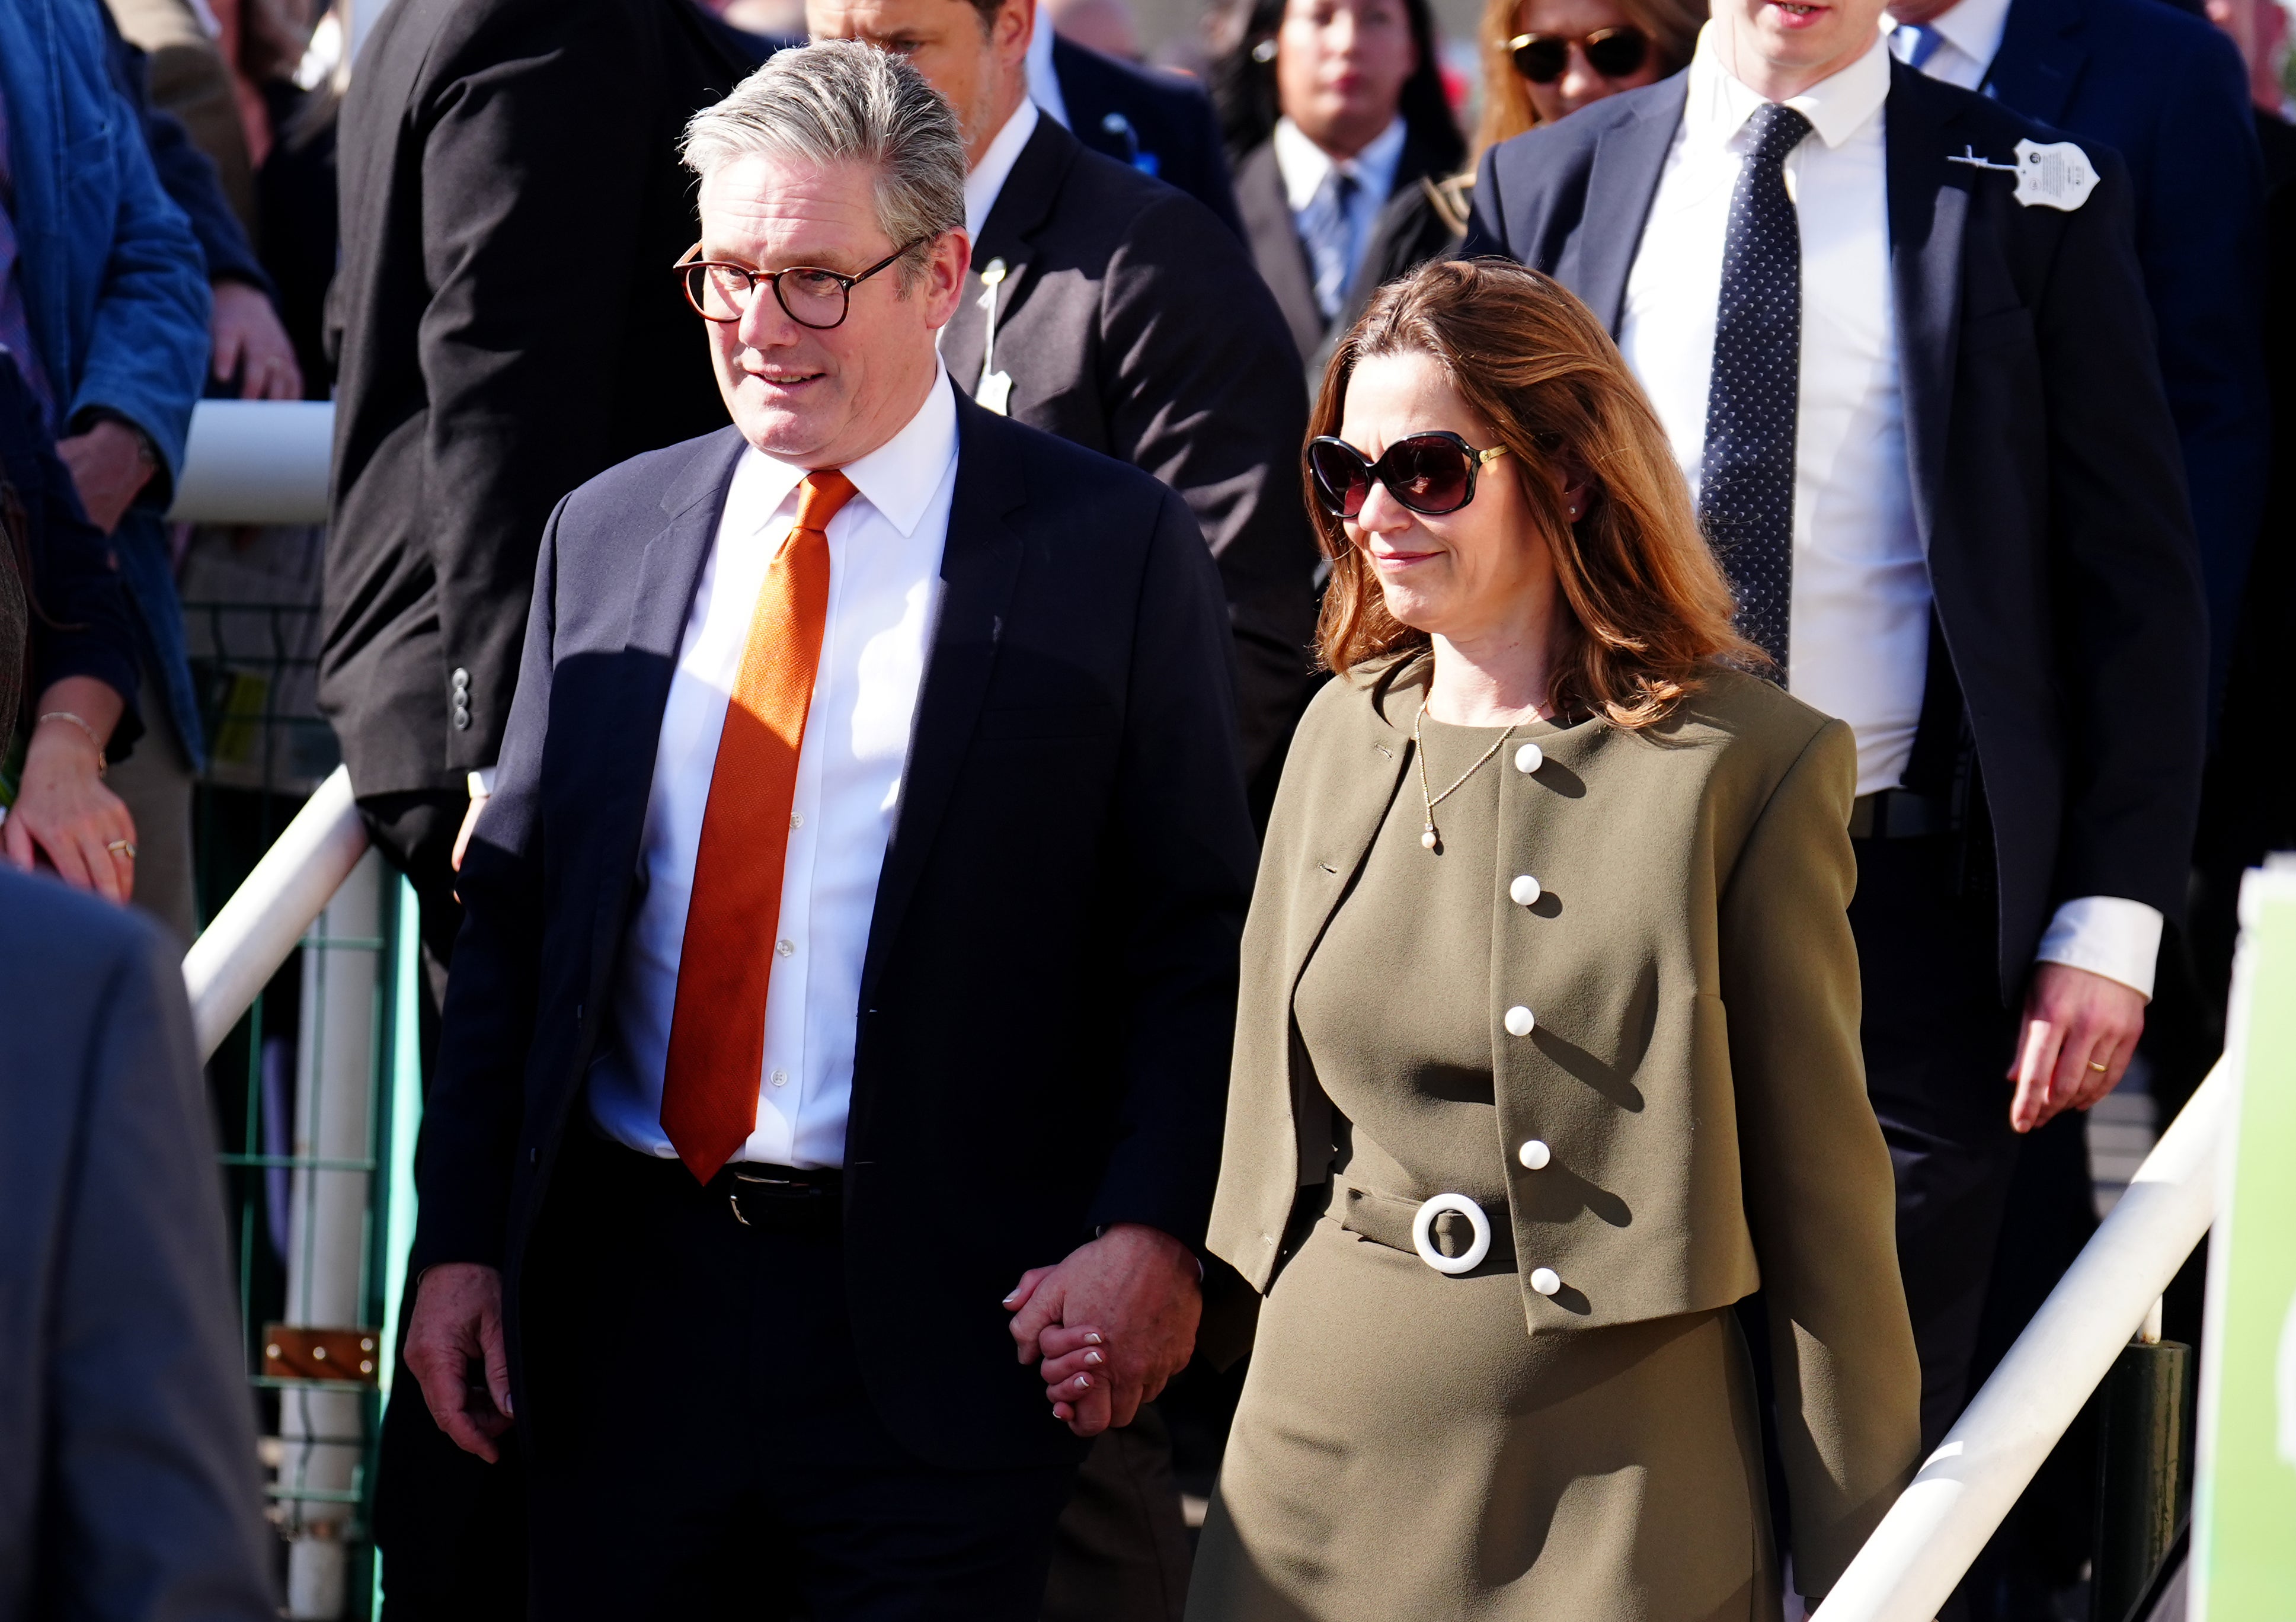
[{"x1": 1207, "y1": 657, "x2": 1921, "y2": 1590}]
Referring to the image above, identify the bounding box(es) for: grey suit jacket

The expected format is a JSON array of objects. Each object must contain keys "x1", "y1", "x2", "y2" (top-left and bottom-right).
[
  {"x1": 940, "y1": 114, "x2": 1318, "y2": 778},
  {"x1": 0, "y1": 871, "x2": 274, "y2": 1622}
]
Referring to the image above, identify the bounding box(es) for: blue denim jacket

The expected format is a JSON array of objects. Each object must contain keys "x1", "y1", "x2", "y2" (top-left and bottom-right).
[{"x1": 0, "y1": 0, "x2": 212, "y2": 763}]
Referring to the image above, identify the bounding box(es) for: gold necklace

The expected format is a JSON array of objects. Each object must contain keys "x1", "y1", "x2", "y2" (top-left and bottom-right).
[{"x1": 1413, "y1": 699, "x2": 1517, "y2": 853}]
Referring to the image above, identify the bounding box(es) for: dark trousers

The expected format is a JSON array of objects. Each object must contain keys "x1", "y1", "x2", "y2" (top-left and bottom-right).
[
  {"x1": 519, "y1": 1132, "x2": 1077, "y2": 1620},
  {"x1": 1849, "y1": 836, "x2": 2025, "y2": 1454}
]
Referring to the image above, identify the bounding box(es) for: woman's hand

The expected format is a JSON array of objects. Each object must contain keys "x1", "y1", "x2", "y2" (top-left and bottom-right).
[
  {"x1": 2006, "y1": 961, "x2": 2147, "y2": 1132},
  {"x1": 1005, "y1": 1223, "x2": 1201, "y2": 1438},
  {"x1": 210, "y1": 280, "x2": 304, "y2": 401},
  {"x1": 5, "y1": 681, "x2": 136, "y2": 903}
]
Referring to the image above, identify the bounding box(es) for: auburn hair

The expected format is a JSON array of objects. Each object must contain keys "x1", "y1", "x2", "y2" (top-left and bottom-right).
[
  {"x1": 1472, "y1": 0, "x2": 1705, "y2": 156},
  {"x1": 1310, "y1": 258, "x2": 1762, "y2": 729}
]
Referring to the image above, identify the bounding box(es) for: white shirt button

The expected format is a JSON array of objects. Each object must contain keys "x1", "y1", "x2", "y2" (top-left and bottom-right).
[
  {"x1": 1514, "y1": 743, "x2": 1543, "y2": 774},
  {"x1": 1510, "y1": 874, "x2": 1542, "y2": 906},
  {"x1": 769, "y1": 1068, "x2": 789, "y2": 1089},
  {"x1": 1529, "y1": 1266, "x2": 1561, "y2": 1296},
  {"x1": 1518, "y1": 1138, "x2": 1552, "y2": 1170},
  {"x1": 790, "y1": 811, "x2": 804, "y2": 830},
  {"x1": 1504, "y1": 1005, "x2": 1536, "y2": 1037},
  {"x1": 775, "y1": 939, "x2": 795, "y2": 958}
]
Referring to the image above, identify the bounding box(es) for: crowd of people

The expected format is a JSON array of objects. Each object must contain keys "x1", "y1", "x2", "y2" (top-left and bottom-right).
[{"x1": 1, "y1": 0, "x2": 2289, "y2": 1616}]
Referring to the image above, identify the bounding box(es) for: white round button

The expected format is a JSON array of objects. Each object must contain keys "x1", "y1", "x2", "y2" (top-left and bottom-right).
[
  {"x1": 1510, "y1": 874, "x2": 1542, "y2": 906},
  {"x1": 790, "y1": 811, "x2": 804, "y2": 830},
  {"x1": 1518, "y1": 1138, "x2": 1552, "y2": 1170},
  {"x1": 1504, "y1": 1005, "x2": 1536, "y2": 1037},
  {"x1": 1514, "y1": 743, "x2": 1543, "y2": 774},
  {"x1": 775, "y1": 938, "x2": 795, "y2": 958},
  {"x1": 1529, "y1": 1266, "x2": 1561, "y2": 1297},
  {"x1": 769, "y1": 1068, "x2": 789, "y2": 1089}
]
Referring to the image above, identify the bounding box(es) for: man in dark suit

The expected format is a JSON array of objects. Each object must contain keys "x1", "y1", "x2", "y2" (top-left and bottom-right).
[
  {"x1": 813, "y1": 0, "x2": 1317, "y2": 792},
  {"x1": 1031, "y1": 21, "x2": 1248, "y2": 238},
  {"x1": 319, "y1": 1, "x2": 763, "y2": 1611},
  {"x1": 398, "y1": 43, "x2": 1254, "y2": 1620},
  {"x1": 0, "y1": 867, "x2": 277, "y2": 1622},
  {"x1": 1462, "y1": 0, "x2": 2208, "y2": 1563},
  {"x1": 1882, "y1": 0, "x2": 2266, "y2": 714}
]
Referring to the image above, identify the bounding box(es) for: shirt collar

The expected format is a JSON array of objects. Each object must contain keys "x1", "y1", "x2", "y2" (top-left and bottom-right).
[
  {"x1": 1924, "y1": 0, "x2": 2012, "y2": 78},
  {"x1": 1685, "y1": 22, "x2": 1892, "y2": 152},
  {"x1": 1272, "y1": 114, "x2": 1409, "y2": 212},
  {"x1": 735, "y1": 366, "x2": 961, "y2": 541},
  {"x1": 965, "y1": 98, "x2": 1041, "y2": 241}
]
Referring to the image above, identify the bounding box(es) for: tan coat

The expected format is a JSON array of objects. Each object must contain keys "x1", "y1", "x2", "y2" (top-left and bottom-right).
[{"x1": 1205, "y1": 657, "x2": 1921, "y2": 1590}]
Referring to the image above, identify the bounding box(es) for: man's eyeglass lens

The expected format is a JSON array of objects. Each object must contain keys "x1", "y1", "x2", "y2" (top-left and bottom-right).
[
  {"x1": 675, "y1": 240, "x2": 922, "y2": 331},
  {"x1": 1309, "y1": 433, "x2": 1501, "y2": 519},
  {"x1": 1508, "y1": 25, "x2": 1649, "y2": 83}
]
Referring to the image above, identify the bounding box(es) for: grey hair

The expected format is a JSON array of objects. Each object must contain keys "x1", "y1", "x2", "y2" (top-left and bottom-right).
[{"x1": 681, "y1": 41, "x2": 967, "y2": 288}]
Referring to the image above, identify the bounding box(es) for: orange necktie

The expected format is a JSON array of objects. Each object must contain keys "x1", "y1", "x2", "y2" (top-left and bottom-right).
[{"x1": 660, "y1": 469, "x2": 858, "y2": 1183}]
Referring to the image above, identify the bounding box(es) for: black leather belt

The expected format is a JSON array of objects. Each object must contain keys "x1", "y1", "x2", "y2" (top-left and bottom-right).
[
  {"x1": 1849, "y1": 788, "x2": 1952, "y2": 840},
  {"x1": 578, "y1": 1133, "x2": 842, "y2": 1229}
]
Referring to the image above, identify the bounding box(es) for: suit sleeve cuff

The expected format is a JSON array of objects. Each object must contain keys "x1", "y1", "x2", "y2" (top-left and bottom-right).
[{"x1": 2034, "y1": 895, "x2": 2164, "y2": 1000}]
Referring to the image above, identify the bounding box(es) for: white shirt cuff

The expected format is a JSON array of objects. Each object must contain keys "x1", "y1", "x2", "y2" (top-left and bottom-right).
[
  {"x1": 2033, "y1": 895, "x2": 2164, "y2": 1000},
  {"x1": 468, "y1": 767, "x2": 498, "y2": 797}
]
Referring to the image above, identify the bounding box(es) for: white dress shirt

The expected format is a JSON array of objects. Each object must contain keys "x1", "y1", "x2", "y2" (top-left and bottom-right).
[
  {"x1": 1272, "y1": 114, "x2": 1407, "y2": 317},
  {"x1": 587, "y1": 374, "x2": 960, "y2": 1166},
  {"x1": 1617, "y1": 25, "x2": 2161, "y2": 994},
  {"x1": 967, "y1": 98, "x2": 1042, "y2": 242},
  {"x1": 1889, "y1": 0, "x2": 2013, "y2": 90}
]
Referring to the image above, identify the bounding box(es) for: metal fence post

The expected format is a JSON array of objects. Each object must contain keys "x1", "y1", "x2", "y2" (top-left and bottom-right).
[{"x1": 2092, "y1": 1297, "x2": 2195, "y2": 1622}]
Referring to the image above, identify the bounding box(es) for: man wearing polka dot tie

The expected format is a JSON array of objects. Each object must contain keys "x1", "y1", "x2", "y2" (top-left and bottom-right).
[
  {"x1": 394, "y1": 42, "x2": 1256, "y2": 1620},
  {"x1": 1462, "y1": 0, "x2": 2207, "y2": 1587}
]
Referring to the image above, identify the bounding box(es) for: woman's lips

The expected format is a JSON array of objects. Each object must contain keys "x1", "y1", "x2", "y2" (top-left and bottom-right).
[{"x1": 1370, "y1": 548, "x2": 1440, "y2": 568}]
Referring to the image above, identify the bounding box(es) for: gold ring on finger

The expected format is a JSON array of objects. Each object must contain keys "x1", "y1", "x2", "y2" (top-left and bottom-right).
[
  {"x1": 106, "y1": 839, "x2": 136, "y2": 860},
  {"x1": 2087, "y1": 1060, "x2": 2108, "y2": 1073}
]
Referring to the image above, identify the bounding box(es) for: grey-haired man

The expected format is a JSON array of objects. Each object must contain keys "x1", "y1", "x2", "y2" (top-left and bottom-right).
[{"x1": 396, "y1": 41, "x2": 1254, "y2": 1618}]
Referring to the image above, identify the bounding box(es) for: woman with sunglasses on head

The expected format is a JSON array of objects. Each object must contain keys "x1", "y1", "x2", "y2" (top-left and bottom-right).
[
  {"x1": 1208, "y1": 0, "x2": 1464, "y2": 379},
  {"x1": 1475, "y1": 0, "x2": 1703, "y2": 151},
  {"x1": 1178, "y1": 260, "x2": 1919, "y2": 1620}
]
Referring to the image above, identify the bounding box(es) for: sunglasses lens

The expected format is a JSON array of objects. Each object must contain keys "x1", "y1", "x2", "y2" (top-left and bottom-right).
[
  {"x1": 1309, "y1": 441, "x2": 1372, "y2": 517},
  {"x1": 1585, "y1": 27, "x2": 1649, "y2": 76},
  {"x1": 1511, "y1": 37, "x2": 1568, "y2": 82},
  {"x1": 1383, "y1": 436, "x2": 1476, "y2": 514}
]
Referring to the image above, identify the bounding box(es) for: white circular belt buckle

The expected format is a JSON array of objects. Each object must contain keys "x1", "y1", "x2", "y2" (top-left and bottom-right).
[{"x1": 1411, "y1": 1192, "x2": 1492, "y2": 1275}]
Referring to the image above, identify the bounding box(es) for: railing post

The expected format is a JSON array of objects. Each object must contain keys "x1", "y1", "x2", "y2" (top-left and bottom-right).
[{"x1": 2090, "y1": 1298, "x2": 2194, "y2": 1622}]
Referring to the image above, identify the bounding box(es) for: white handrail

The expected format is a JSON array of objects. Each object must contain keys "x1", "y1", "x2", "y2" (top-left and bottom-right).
[
  {"x1": 166, "y1": 399, "x2": 334, "y2": 525},
  {"x1": 181, "y1": 764, "x2": 370, "y2": 1059},
  {"x1": 1821, "y1": 1057, "x2": 2230, "y2": 1620}
]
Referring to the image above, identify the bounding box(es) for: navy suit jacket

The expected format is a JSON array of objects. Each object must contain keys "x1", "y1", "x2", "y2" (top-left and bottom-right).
[
  {"x1": 1984, "y1": 0, "x2": 2268, "y2": 712},
  {"x1": 1464, "y1": 63, "x2": 2207, "y2": 992},
  {"x1": 1055, "y1": 36, "x2": 1246, "y2": 241},
  {"x1": 410, "y1": 383, "x2": 1257, "y2": 1469}
]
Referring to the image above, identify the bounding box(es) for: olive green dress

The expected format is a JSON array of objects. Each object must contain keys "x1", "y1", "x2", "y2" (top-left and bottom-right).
[{"x1": 1188, "y1": 718, "x2": 1777, "y2": 1621}]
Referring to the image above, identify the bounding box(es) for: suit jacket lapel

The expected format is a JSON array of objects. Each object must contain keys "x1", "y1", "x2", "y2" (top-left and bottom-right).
[
  {"x1": 1984, "y1": 0, "x2": 2086, "y2": 126},
  {"x1": 1884, "y1": 63, "x2": 1969, "y2": 559},
  {"x1": 1569, "y1": 75, "x2": 1688, "y2": 334},
  {"x1": 1236, "y1": 142, "x2": 1327, "y2": 363},
  {"x1": 859, "y1": 385, "x2": 1028, "y2": 1002},
  {"x1": 943, "y1": 118, "x2": 1075, "y2": 396}
]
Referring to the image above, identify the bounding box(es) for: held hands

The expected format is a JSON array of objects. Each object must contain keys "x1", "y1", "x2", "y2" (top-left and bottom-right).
[
  {"x1": 2007, "y1": 961, "x2": 2147, "y2": 1133},
  {"x1": 403, "y1": 1262, "x2": 515, "y2": 1462},
  {"x1": 1006, "y1": 1223, "x2": 1201, "y2": 1438}
]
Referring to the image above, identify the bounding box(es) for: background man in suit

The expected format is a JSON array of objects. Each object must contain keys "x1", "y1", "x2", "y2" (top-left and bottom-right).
[
  {"x1": 319, "y1": 1, "x2": 762, "y2": 1611},
  {"x1": 1027, "y1": 6, "x2": 1248, "y2": 237},
  {"x1": 0, "y1": 868, "x2": 277, "y2": 1622},
  {"x1": 812, "y1": 0, "x2": 1317, "y2": 794},
  {"x1": 1882, "y1": 0, "x2": 2266, "y2": 716},
  {"x1": 398, "y1": 43, "x2": 1255, "y2": 1619},
  {"x1": 1460, "y1": 0, "x2": 2208, "y2": 1581}
]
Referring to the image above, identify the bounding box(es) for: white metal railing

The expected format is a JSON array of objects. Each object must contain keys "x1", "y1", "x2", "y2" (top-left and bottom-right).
[
  {"x1": 1821, "y1": 1057, "x2": 2228, "y2": 1620},
  {"x1": 167, "y1": 398, "x2": 334, "y2": 527}
]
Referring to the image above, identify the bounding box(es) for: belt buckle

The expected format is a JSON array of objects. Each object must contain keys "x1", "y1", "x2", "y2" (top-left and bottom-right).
[{"x1": 1411, "y1": 1192, "x2": 1493, "y2": 1275}]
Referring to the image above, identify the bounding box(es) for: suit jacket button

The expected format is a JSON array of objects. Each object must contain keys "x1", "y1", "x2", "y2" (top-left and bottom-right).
[
  {"x1": 1509, "y1": 874, "x2": 1542, "y2": 906},
  {"x1": 1504, "y1": 1005, "x2": 1536, "y2": 1037},
  {"x1": 1529, "y1": 1266, "x2": 1560, "y2": 1296},
  {"x1": 1514, "y1": 743, "x2": 1543, "y2": 774},
  {"x1": 1518, "y1": 1138, "x2": 1551, "y2": 1170},
  {"x1": 452, "y1": 667, "x2": 471, "y2": 690},
  {"x1": 452, "y1": 705, "x2": 472, "y2": 730}
]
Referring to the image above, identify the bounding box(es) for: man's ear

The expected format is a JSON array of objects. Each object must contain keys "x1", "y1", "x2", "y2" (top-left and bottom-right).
[{"x1": 997, "y1": 0, "x2": 1035, "y2": 56}]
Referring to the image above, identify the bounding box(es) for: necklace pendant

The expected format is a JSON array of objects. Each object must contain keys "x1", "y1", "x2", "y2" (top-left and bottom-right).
[{"x1": 1421, "y1": 824, "x2": 1440, "y2": 851}]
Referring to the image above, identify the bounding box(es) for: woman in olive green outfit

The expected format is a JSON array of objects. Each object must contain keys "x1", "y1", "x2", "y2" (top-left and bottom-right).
[{"x1": 1185, "y1": 261, "x2": 1920, "y2": 1620}]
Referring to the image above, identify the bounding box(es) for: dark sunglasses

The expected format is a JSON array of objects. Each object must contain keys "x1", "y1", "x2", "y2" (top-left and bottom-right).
[
  {"x1": 1505, "y1": 25, "x2": 1651, "y2": 84},
  {"x1": 1307, "y1": 431, "x2": 1510, "y2": 519}
]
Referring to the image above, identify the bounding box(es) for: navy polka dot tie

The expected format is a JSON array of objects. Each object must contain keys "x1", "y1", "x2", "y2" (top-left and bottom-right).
[{"x1": 1699, "y1": 103, "x2": 1811, "y2": 680}]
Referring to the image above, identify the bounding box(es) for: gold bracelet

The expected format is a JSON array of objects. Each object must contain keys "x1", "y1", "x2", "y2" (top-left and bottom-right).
[{"x1": 36, "y1": 711, "x2": 107, "y2": 776}]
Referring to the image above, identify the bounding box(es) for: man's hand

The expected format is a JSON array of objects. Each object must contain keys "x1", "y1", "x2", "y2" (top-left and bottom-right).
[
  {"x1": 210, "y1": 280, "x2": 303, "y2": 401},
  {"x1": 2007, "y1": 961, "x2": 2147, "y2": 1133},
  {"x1": 56, "y1": 419, "x2": 155, "y2": 534},
  {"x1": 452, "y1": 791, "x2": 489, "y2": 873},
  {"x1": 402, "y1": 1262, "x2": 514, "y2": 1461},
  {"x1": 1005, "y1": 1223, "x2": 1200, "y2": 1438}
]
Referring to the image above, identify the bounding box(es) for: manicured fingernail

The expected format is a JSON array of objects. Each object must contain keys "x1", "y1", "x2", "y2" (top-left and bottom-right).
[
  {"x1": 1003, "y1": 1291, "x2": 1019, "y2": 1304},
  {"x1": 1076, "y1": 1374, "x2": 1092, "y2": 1389},
  {"x1": 1086, "y1": 1350, "x2": 1104, "y2": 1365},
  {"x1": 1085, "y1": 1333, "x2": 1103, "y2": 1345}
]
